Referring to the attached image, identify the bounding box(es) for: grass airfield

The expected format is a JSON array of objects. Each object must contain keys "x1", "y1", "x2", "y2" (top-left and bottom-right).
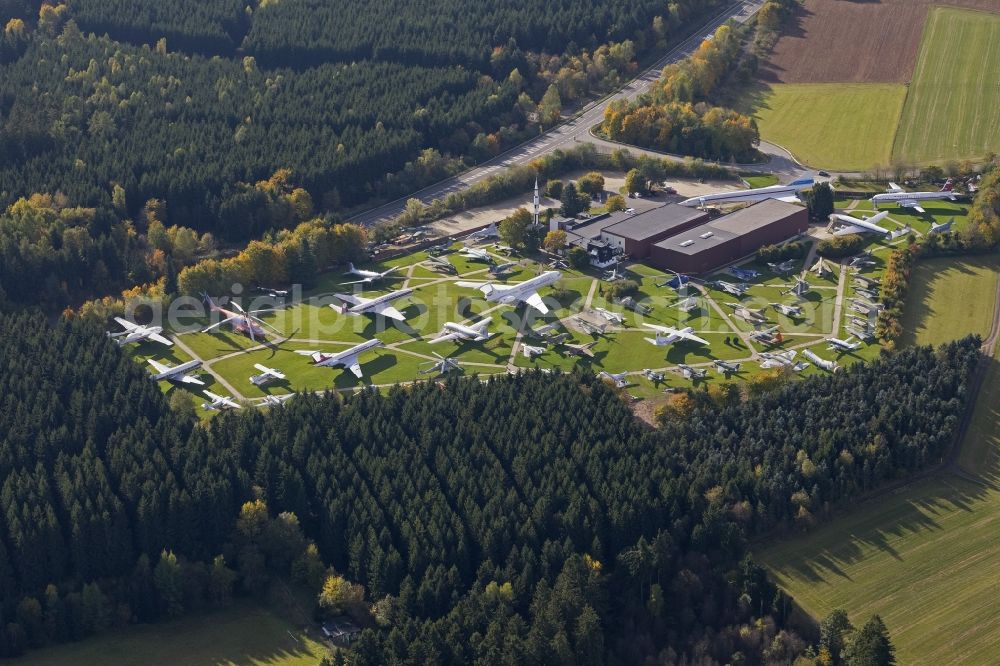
[{"x1": 123, "y1": 201, "x2": 972, "y2": 411}]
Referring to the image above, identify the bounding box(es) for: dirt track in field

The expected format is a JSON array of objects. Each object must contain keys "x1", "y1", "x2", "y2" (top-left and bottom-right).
[{"x1": 760, "y1": 0, "x2": 1000, "y2": 84}]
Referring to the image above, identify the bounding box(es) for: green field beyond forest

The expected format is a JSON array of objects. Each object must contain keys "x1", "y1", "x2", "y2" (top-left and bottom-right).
[
  {"x1": 758, "y1": 254, "x2": 1000, "y2": 663},
  {"x1": 748, "y1": 84, "x2": 906, "y2": 171},
  {"x1": 893, "y1": 7, "x2": 1000, "y2": 164},
  {"x1": 748, "y1": 7, "x2": 1000, "y2": 170}
]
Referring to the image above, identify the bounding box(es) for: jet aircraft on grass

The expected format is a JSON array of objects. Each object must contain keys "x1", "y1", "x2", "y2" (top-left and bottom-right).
[
  {"x1": 148, "y1": 359, "x2": 204, "y2": 385},
  {"x1": 643, "y1": 324, "x2": 709, "y2": 347},
  {"x1": 457, "y1": 271, "x2": 561, "y2": 314},
  {"x1": 342, "y1": 263, "x2": 401, "y2": 285},
  {"x1": 871, "y1": 181, "x2": 956, "y2": 213},
  {"x1": 108, "y1": 317, "x2": 173, "y2": 347},
  {"x1": 430, "y1": 320, "x2": 494, "y2": 344},
  {"x1": 331, "y1": 288, "x2": 414, "y2": 322},
  {"x1": 297, "y1": 339, "x2": 384, "y2": 378}
]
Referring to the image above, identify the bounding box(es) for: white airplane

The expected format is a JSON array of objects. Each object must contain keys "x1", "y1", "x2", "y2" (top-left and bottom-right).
[
  {"x1": 827, "y1": 336, "x2": 862, "y2": 352},
  {"x1": 147, "y1": 359, "x2": 204, "y2": 385},
  {"x1": 713, "y1": 360, "x2": 741, "y2": 375},
  {"x1": 257, "y1": 394, "x2": 294, "y2": 408},
  {"x1": 457, "y1": 271, "x2": 561, "y2": 314},
  {"x1": 342, "y1": 263, "x2": 400, "y2": 285},
  {"x1": 429, "y1": 320, "x2": 494, "y2": 344},
  {"x1": 768, "y1": 259, "x2": 797, "y2": 275},
  {"x1": 771, "y1": 302, "x2": 803, "y2": 317},
  {"x1": 679, "y1": 178, "x2": 814, "y2": 207},
  {"x1": 784, "y1": 277, "x2": 810, "y2": 297},
  {"x1": 750, "y1": 325, "x2": 783, "y2": 345},
  {"x1": 250, "y1": 363, "x2": 286, "y2": 387},
  {"x1": 677, "y1": 364, "x2": 707, "y2": 380},
  {"x1": 467, "y1": 223, "x2": 498, "y2": 241},
  {"x1": 760, "y1": 350, "x2": 805, "y2": 370},
  {"x1": 643, "y1": 368, "x2": 665, "y2": 383},
  {"x1": 573, "y1": 317, "x2": 607, "y2": 335},
  {"x1": 425, "y1": 256, "x2": 457, "y2": 273},
  {"x1": 108, "y1": 317, "x2": 173, "y2": 347},
  {"x1": 726, "y1": 303, "x2": 768, "y2": 323},
  {"x1": 810, "y1": 257, "x2": 833, "y2": 278},
  {"x1": 598, "y1": 370, "x2": 629, "y2": 388},
  {"x1": 488, "y1": 262, "x2": 518, "y2": 277},
  {"x1": 419, "y1": 352, "x2": 462, "y2": 375},
  {"x1": 829, "y1": 211, "x2": 900, "y2": 237},
  {"x1": 593, "y1": 307, "x2": 625, "y2": 325},
  {"x1": 560, "y1": 340, "x2": 598, "y2": 358},
  {"x1": 617, "y1": 296, "x2": 651, "y2": 315},
  {"x1": 460, "y1": 248, "x2": 493, "y2": 263},
  {"x1": 297, "y1": 339, "x2": 384, "y2": 378},
  {"x1": 643, "y1": 324, "x2": 709, "y2": 347},
  {"x1": 671, "y1": 297, "x2": 700, "y2": 313},
  {"x1": 712, "y1": 281, "x2": 749, "y2": 297},
  {"x1": 520, "y1": 343, "x2": 546, "y2": 359},
  {"x1": 202, "y1": 390, "x2": 240, "y2": 411},
  {"x1": 493, "y1": 243, "x2": 515, "y2": 254},
  {"x1": 803, "y1": 349, "x2": 838, "y2": 372},
  {"x1": 928, "y1": 219, "x2": 954, "y2": 235},
  {"x1": 331, "y1": 288, "x2": 413, "y2": 322},
  {"x1": 871, "y1": 181, "x2": 956, "y2": 213}
]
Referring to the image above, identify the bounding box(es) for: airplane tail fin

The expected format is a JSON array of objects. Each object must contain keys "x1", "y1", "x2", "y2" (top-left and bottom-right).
[
  {"x1": 790, "y1": 178, "x2": 815, "y2": 187},
  {"x1": 941, "y1": 180, "x2": 953, "y2": 192}
]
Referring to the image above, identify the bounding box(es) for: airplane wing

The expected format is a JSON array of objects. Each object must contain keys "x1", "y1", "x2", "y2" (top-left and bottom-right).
[
  {"x1": 523, "y1": 291, "x2": 548, "y2": 314},
  {"x1": 339, "y1": 277, "x2": 373, "y2": 285},
  {"x1": 372, "y1": 303, "x2": 406, "y2": 321},
  {"x1": 887, "y1": 182, "x2": 904, "y2": 192},
  {"x1": 148, "y1": 332, "x2": 173, "y2": 346},
  {"x1": 253, "y1": 363, "x2": 285, "y2": 379},
  {"x1": 346, "y1": 359, "x2": 364, "y2": 378},
  {"x1": 644, "y1": 324, "x2": 674, "y2": 334},
  {"x1": 179, "y1": 373, "x2": 205, "y2": 386},
  {"x1": 114, "y1": 317, "x2": 139, "y2": 331},
  {"x1": 833, "y1": 223, "x2": 867, "y2": 236},
  {"x1": 429, "y1": 331, "x2": 462, "y2": 344},
  {"x1": 777, "y1": 195, "x2": 802, "y2": 203},
  {"x1": 334, "y1": 293, "x2": 365, "y2": 307},
  {"x1": 898, "y1": 200, "x2": 924, "y2": 213},
  {"x1": 147, "y1": 359, "x2": 169, "y2": 374},
  {"x1": 204, "y1": 390, "x2": 225, "y2": 403},
  {"x1": 455, "y1": 280, "x2": 487, "y2": 289},
  {"x1": 675, "y1": 330, "x2": 709, "y2": 345}
]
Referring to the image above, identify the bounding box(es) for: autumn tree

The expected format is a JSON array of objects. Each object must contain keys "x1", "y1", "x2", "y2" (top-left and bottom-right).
[
  {"x1": 544, "y1": 229, "x2": 568, "y2": 253},
  {"x1": 499, "y1": 207, "x2": 533, "y2": 249},
  {"x1": 318, "y1": 574, "x2": 366, "y2": 618}
]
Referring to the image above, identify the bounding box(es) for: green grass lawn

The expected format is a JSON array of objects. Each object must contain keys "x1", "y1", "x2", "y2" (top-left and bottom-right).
[
  {"x1": 758, "y1": 475, "x2": 1000, "y2": 665},
  {"x1": 744, "y1": 83, "x2": 907, "y2": 171},
  {"x1": 893, "y1": 7, "x2": 1000, "y2": 164},
  {"x1": 742, "y1": 173, "x2": 779, "y2": 188},
  {"x1": 15, "y1": 602, "x2": 330, "y2": 666},
  {"x1": 900, "y1": 255, "x2": 998, "y2": 347},
  {"x1": 756, "y1": 340, "x2": 1000, "y2": 663}
]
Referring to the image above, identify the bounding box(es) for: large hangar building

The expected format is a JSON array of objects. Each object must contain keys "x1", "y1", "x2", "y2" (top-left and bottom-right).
[{"x1": 649, "y1": 199, "x2": 808, "y2": 274}]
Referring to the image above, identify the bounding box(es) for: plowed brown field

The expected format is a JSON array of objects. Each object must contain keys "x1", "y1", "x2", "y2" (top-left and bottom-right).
[{"x1": 760, "y1": 0, "x2": 1000, "y2": 84}]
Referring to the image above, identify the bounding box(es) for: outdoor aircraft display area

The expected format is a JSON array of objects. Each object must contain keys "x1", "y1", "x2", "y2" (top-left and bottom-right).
[{"x1": 116, "y1": 188, "x2": 972, "y2": 416}]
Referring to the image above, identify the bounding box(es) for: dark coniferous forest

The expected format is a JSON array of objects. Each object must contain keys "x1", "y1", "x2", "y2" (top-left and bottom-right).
[
  {"x1": 0, "y1": 311, "x2": 979, "y2": 662},
  {"x1": 0, "y1": 0, "x2": 726, "y2": 238}
]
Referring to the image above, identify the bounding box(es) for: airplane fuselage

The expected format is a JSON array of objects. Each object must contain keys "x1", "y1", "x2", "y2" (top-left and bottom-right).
[
  {"x1": 347, "y1": 289, "x2": 414, "y2": 315},
  {"x1": 489, "y1": 271, "x2": 561, "y2": 304},
  {"x1": 679, "y1": 178, "x2": 814, "y2": 207},
  {"x1": 313, "y1": 339, "x2": 384, "y2": 366}
]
